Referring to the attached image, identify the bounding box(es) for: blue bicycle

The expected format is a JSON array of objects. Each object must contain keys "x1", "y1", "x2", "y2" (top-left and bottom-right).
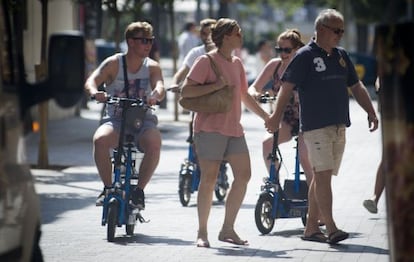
[
  {"x1": 178, "y1": 112, "x2": 229, "y2": 206},
  {"x1": 254, "y1": 94, "x2": 308, "y2": 234},
  {"x1": 98, "y1": 96, "x2": 150, "y2": 242}
]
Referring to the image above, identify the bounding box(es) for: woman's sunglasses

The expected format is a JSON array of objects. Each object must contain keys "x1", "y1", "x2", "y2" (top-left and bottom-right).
[
  {"x1": 275, "y1": 47, "x2": 293, "y2": 54},
  {"x1": 131, "y1": 37, "x2": 155, "y2": 45}
]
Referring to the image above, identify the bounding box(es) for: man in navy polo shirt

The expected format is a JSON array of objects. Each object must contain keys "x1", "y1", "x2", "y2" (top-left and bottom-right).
[{"x1": 265, "y1": 9, "x2": 379, "y2": 244}]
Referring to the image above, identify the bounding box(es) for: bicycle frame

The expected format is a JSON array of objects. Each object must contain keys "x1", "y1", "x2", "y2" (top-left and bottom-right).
[
  {"x1": 254, "y1": 93, "x2": 308, "y2": 234},
  {"x1": 178, "y1": 112, "x2": 229, "y2": 206},
  {"x1": 100, "y1": 97, "x2": 148, "y2": 241}
]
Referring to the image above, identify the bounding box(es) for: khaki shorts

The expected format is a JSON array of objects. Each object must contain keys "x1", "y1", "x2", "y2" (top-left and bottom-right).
[
  {"x1": 303, "y1": 125, "x2": 346, "y2": 175},
  {"x1": 194, "y1": 131, "x2": 248, "y2": 161}
]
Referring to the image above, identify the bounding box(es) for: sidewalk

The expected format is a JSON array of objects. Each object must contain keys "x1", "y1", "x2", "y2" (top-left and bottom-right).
[{"x1": 27, "y1": 96, "x2": 389, "y2": 261}]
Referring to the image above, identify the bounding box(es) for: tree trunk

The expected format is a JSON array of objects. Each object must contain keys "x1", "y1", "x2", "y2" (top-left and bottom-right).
[{"x1": 375, "y1": 21, "x2": 414, "y2": 262}]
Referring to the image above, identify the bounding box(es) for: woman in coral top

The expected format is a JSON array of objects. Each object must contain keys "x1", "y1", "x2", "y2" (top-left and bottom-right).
[{"x1": 181, "y1": 18, "x2": 269, "y2": 248}]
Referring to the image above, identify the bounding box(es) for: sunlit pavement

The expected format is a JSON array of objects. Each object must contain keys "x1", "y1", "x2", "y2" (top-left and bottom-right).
[{"x1": 27, "y1": 57, "x2": 388, "y2": 261}]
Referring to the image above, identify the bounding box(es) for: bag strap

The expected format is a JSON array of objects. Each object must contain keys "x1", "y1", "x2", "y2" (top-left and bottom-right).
[
  {"x1": 122, "y1": 54, "x2": 129, "y2": 98},
  {"x1": 206, "y1": 53, "x2": 221, "y2": 78}
]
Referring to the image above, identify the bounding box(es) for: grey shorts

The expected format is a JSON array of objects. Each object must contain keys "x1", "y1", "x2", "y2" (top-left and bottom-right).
[
  {"x1": 101, "y1": 115, "x2": 158, "y2": 151},
  {"x1": 194, "y1": 131, "x2": 249, "y2": 161},
  {"x1": 303, "y1": 124, "x2": 346, "y2": 176}
]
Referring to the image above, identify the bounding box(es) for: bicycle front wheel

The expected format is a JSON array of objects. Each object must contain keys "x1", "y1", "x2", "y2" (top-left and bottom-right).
[
  {"x1": 107, "y1": 200, "x2": 118, "y2": 242},
  {"x1": 179, "y1": 173, "x2": 192, "y2": 206},
  {"x1": 214, "y1": 186, "x2": 227, "y2": 202},
  {"x1": 254, "y1": 192, "x2": 275, "y2": 234}
]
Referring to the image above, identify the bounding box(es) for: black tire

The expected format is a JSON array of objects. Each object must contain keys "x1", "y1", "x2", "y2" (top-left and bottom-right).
[
  {"x1": 126, "y1": 223, "x2": 135, "y2": 236},
  {"x1": 107, "y1": 200, "x2": 118, "y2": 242},
  {"x1": 254, "y1": 193, "x2": 276, "y2": 234},
  {"x1": 215, "y1": 164, "x2": 229, "y2": 202},
  {"x1": 214, "y1": 184, "x2": 227, "y2": 202},
  {"x1": 301, "y1": 213, "x2": 307, "y2": 227},
  {"x1": 179, "y1": 173, "x2": 192, "y2": 206}
]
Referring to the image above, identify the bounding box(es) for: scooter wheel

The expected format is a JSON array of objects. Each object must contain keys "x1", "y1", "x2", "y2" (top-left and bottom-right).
[
  {"x1": 255, "y1": 193, "x2": 275, "y2": 234},
  {"x1": 214, "y1": 184, "x2": 227, "y2": 202},
  {"x1": 107, "y1": 200, "x2": 118, "y2": 242},
  {"x1": 179, "y1": 173, "x2": 192, "y2": 206}
]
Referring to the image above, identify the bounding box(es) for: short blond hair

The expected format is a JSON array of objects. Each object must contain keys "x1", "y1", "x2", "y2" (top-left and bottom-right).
[{"x1": 124, "y1": 21, "x2": 153, "y2": 40}]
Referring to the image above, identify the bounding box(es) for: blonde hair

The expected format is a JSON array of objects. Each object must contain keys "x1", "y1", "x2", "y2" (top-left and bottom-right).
[
  {"x1": 124, "y1": 21, "x2": 153, "y2": 40},
  {"x1": 200, "y1": 18, "x2": 217, "y2": 30}
]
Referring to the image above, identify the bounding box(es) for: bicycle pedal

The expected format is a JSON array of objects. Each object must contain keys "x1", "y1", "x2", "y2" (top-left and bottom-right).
[{"x1": 137, "y1": 213, "x2": 150, "y2": 223}]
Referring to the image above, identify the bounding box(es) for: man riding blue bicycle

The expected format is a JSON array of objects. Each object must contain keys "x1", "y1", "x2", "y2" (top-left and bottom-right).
[{"x1": 85, "y1": 21, "x2": 165, "y2": 210}]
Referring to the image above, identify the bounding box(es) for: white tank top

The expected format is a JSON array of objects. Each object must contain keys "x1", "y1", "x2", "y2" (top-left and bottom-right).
[{"x1": 105, "y1": 54, "x2": 152, "y2": 118}]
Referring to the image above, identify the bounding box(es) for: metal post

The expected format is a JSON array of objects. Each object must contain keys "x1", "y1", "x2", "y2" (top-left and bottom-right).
[{"x1": 37, "y1": 0, "x2": 49, "y2": 168}]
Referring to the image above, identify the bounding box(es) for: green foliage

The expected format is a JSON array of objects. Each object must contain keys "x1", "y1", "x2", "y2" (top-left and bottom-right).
[{"x1": 349, "y1": 0, "x2": 409, "y2": 23}]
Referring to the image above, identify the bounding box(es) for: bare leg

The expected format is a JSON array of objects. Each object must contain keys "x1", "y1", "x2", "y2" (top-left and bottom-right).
[
  {"x1": 137, "y1": 128, "x2": 162, "y2": 190},
  {"x1": 363, "y1": 159, "x2": 385, "y2": 213},
  {"x1": 197, "y1": 159, "x2": 221, "y2": 247},
  {"x1": 373, "y1": 160, "x2": 385, "y2": 204},
  {"x1": 306, "y1": 170, "x2": 338, "y2": 236},
  {"x1": 93, "y1": 125, "x2": 118, "y2": 186},
  {"x1": 219, "y1": 152, "x2": 251, "y2": 245},
  {"x1": 262, "y1": 121, "x2": 292, "y2": 172}
]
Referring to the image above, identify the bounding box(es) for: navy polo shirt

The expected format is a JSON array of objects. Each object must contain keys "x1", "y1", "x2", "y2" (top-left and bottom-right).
[{"x1": 281, "y1": 39, "x2": 360, "y2": 131}]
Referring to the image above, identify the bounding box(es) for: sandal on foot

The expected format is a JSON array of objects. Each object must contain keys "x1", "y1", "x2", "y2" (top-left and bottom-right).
[
  {"x1": 196, "y1": 238, "x2": 210, "y2": 248},
  {"x1": 218, "y1": 230, "x2": 248, "y2": 246},
  {"x1": 196, "y1": 231, "x2": 210, "y2": 248},
  {"x1": 301, "y1": 232, "x2": 327, "y2": 243},
  {"x1": 327, "y1": 229, "x2": 349, "y2": 244}
]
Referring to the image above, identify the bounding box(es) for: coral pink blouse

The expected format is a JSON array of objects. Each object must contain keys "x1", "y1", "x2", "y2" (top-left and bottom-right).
[{"x1": 186, "y1": 52, "x2": 248, "y2": 137}]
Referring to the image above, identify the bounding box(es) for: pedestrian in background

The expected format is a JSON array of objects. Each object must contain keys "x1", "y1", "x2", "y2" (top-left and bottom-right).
[
  {"x1": 265, "y1": 9, "x2": 379, "y2": 244},
  {"x1": 363, "y1": 77, "x2": 385, "y2": 214},
  {"x1": 247, "y1": 39, "x2": 274, "y2": 90},
  {"x1": 177, "y1": 21, "x2": 200, "y2": 67},
  {"x1": 85, "y1": 21, "x2": 165, "y2": 210},
  {"x1": 169, "y1": 18, "x2": 217, "y2": 92},
  {"x1": 181, "y1": 18, "x2": 269, "y2": 248}
]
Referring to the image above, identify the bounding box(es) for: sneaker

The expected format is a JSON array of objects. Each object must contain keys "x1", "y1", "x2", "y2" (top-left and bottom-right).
[
  {"x1": 95, "y1": 190, "x2": 105, "y2": 206},
  {"x1": 130, "y1": 187, "x2": 145, "y2": 210},
  {"x1": 363, "y1": 199, "x2": 378, "y2": 214}
]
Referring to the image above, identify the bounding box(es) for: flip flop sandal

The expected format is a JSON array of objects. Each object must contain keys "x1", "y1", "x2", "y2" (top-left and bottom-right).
[
  {"x1": 301, "y1": 232, "x2": 327, "y2": 243},
  {"x1": 196, "y1": 238, "x2": 210, "y2": 248},
  {"x1": 327, "y1": 229, "x2": 349, "y2": 244},
  {"x1": 218, "y1": 231, "x2": 249, "y2": 246}
]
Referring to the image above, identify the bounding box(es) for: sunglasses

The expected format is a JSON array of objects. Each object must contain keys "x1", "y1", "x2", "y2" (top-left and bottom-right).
[
  {"x1": 275, "y1": 47, "x2": 293, "y2": 54},
  {"x1": 322, "y1": 24, "x2": 345, "y2": 35},
  {"x1": 131, "y1": 37, "x2": 154, "y2": 45}
]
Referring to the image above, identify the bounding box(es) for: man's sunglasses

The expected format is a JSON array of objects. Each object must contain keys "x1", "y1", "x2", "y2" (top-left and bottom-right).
[
  {"x1": 275, "y1": 47, "x2": 293, "y2": 54},
  {"x1": 131, "y1": 37, "x2": 155, "y2": 45},
  {"x1": 322, "y1": 24, "x2": 345, "y2": 35}
]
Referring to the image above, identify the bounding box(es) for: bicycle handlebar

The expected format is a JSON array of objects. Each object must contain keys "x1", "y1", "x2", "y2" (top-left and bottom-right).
[
  {"x1": 91, "y1": 95, "x2": 158, "y2": 110},
  {"x1": 258, "y1": 92, "x2": 277, "y2": 104}
]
